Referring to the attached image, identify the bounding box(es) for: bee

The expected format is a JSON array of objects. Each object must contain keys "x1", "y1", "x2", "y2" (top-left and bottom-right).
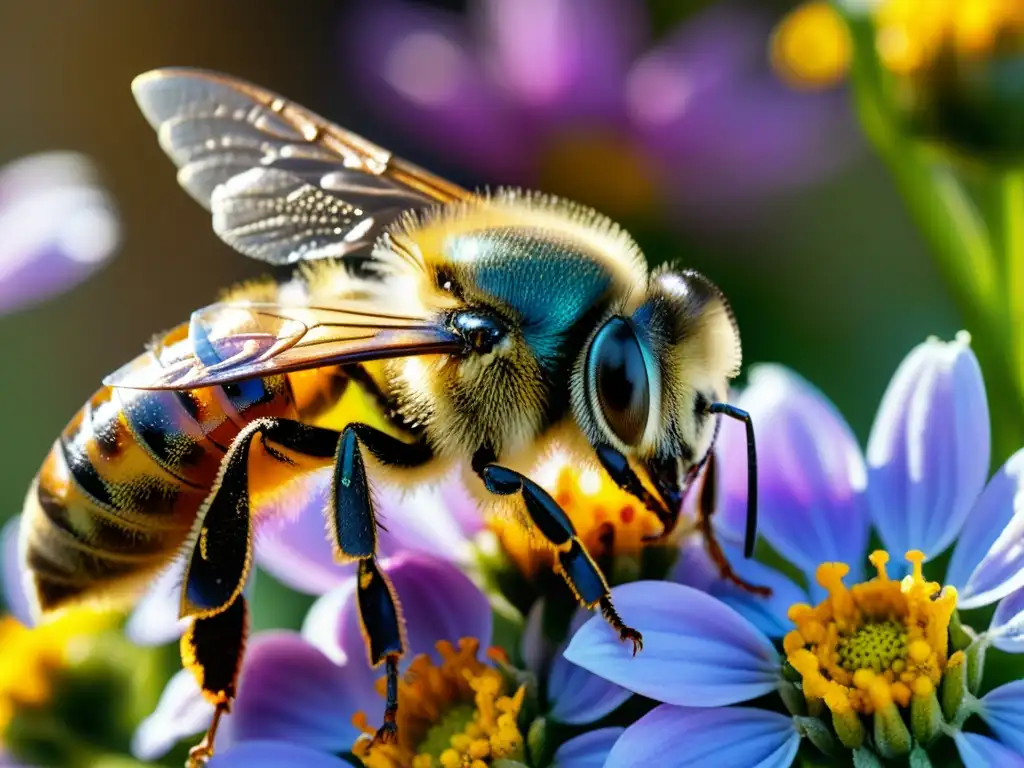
[{"x1": 18, "y1": 69, "x2": 763, "y2": 763}]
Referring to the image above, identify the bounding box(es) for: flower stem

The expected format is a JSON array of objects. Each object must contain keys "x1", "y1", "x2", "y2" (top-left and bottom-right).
[{"x1": 1001, "y1": 169, "x2": 1024, "y2": 409}]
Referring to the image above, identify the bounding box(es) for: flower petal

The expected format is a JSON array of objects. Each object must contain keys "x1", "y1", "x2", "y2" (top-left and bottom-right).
[
  {"x1": 989, "y1": 586, "x2": 1024, "y2": 653},
  {"x1": 302, "y1": 553, "x2": 492, "y2": 704},
  {"x1": 552, "y1": 727, "x2": 624, "y2": 768},
  {"x1": 1, "y1": 516, "x2": 31, "y2": 625},
  {"x1": 131, "y1": 669, "x2": 214, "y2": 761},
  {"x1": 256, "y1": 472, "x2": 474, "y2": 596},
  {"x1": 979, "y1": 681, "x2": 1024, "y2": 755},
  {"x1": 125, "y1": 556, "x2": 188, "y2": 645},
  {"x1": 547, "y1": 647, "x2": 632, "y2": 724},
  {"x1": 0, "y1": 152, "x2": 119, "y2": 314},
  {"x1": 477, "y1": 0, "x2": 643, "y2": 120},
  {"x1": 867, "y1": 334, "x2": 990, "y2": 560},
  {"x1": 671, "y1": 538, "x2": 808, "y2": 638},
  {"x1": 208, "y1": 741, "x2": 349, "y2": 768},
  {"x1": 719, "y1": 365, "x2": 868, "y2": 584},
  {"x1": 231, "y1": 631, "x2": 365, "y2": 751},
  {"x1": 344, "y1": 0, "x2": 530, "y2": 179},
  {"x1": 606, "y1": 705, "x2": 799, "y2": 768},
  {"x1": 564, "y1": 581, "x2": 780, "y2": 706},
  {"x1": 954, "y1": 732, "x2": 1024, "y2": 767},
  {"x1": 946, "y1": 449, "x2": 1024, "y2": 608}
]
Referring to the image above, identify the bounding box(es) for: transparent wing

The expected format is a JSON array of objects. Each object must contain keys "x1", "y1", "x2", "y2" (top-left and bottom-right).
[
  {"x1": 103, "y1": 301, "x2": 461, "y2": 390},
  {"x1": 132, "y1": 67, "x2": 471, "y2": 264}
]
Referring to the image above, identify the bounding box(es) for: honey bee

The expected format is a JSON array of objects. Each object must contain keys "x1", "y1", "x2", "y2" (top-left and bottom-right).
[{"x1": 18, "y1": 69, "x2": 762, "y2": 762}]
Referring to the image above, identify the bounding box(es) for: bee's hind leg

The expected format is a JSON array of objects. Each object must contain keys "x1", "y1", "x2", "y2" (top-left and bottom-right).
[
  {"x1": 479, "y1": 463, "x2": 643, "y2": 655},
  {"x1": 329, "y1": 424, "x2": 434, "y2": 745},
  {"x1": 180, "y1": 597, "x2": 248, "y2": 767}
]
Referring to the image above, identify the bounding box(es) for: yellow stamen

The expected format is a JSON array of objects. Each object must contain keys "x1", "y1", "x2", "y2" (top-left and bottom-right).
[
  {"x1": 0, "y1": 609, "x2": 112, "y2": 735},
  {"x1": 352, "y1": 638, "x2": 525, "y2": 768},
  {"x1": 785, "y1": 550, "x2": 958, "y2": 718},
  {"x1": 490, "y1": 455, "x2": 662, "y2": 578},
  {"x1": 771, "y1": 2, "x2": 853, "y2": 89}
]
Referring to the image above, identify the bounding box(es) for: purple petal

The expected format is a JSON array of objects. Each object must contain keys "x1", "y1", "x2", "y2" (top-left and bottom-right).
[
  {"x1": 954, "y1": 732, "x2": 1024, "y2": 767},
  {"x1": 552, "y1": 727, "x2": 624, "y2": 768},
  {"x1": 476, "y1": 0, "x2": 643, "y2": 122},
  {"x1": 125, "y1": 556, "x2": 188, "y2": 645},
  {"x1": 0, "y1": 152, "x2": 119, "y2": 314},
  {"x1": 867, "y1": 334, "x2": 990, "y2": 560},
  {"x1": 671, "y1": 538, "x2": 809, "y2": 638},
  {"x1": 208, "y1": 741, "x2": 348, "y2": 768},
  {"x1": 1, "y1": 516, "x2": 32, "y2": 625},
  {"x1": 627, "y1": 5, "x2": 856, "y2": 222},
  {"x1": 131, "y1": 669, "x2": 213, "y2": 761},
  {"x1": 564, "y1": 581, "x2": 780, "y2": 706},
  {"x1": 719, "y1": 365, "x2": 868, "y2": 585},
  {"x1": 254, "y1": 468, "x2": 355, "y2": 595},
  {"x1": 945, "y1": 449, "x2": 1024, "y2": 608},
  {"x1": 231, "y1": 632, "x2": 365, "y2": 751},
  {"x1": 344, "y1": 0, "x2": 531, "y2": 180},
  {"x1": 302, "y1": 553, "x2": 492, "y2": 705},
  {"x1": 980, "y1": 681, "x2": 1024, "y2": 754},
  {"x1": 607, "y1": 705, "x2": 800, "y2": 768},
  {"x1": 256, "y1": 472, "x2": 474, "y2": 596},
  {"x1": 547, "y1": 646, "x2": 632, "y2": 724},
  {"x1": 989, "y1": 587, "x2": 1024, "y2": 653}
]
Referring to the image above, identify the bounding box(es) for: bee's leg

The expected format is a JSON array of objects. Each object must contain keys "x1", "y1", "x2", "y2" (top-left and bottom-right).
[
  {"x1": 696, "y1": 452, "x2": 770, "y2": 596},
  {"x1": 180, "y1": 596, "x2": 248, "y2": 768},
  {"x1": 479, "y1": 463, "x2": 643, "y2": 655},
  {"x1": 593, "y1": 444, "x2": 680, "y2": 538},
  {"x1": 179, "y1": 418, "x2": 340, "y2": 763},
  {"x1": 329, "y1": 424, "x2": 433, "y2": 745}
]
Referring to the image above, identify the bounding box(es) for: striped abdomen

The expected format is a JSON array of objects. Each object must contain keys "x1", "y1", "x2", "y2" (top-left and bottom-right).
[{"x1": 20, "y1": 323, "x2": 348, "y2": 616}]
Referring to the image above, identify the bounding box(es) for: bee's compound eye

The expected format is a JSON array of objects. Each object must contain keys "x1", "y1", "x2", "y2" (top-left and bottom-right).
[{"x1": 589, "y1": 317, "x2": 650, "y2": 446}]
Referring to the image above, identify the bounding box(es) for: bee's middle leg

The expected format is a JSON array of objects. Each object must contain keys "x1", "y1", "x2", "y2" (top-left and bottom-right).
[
  {"x1": 329, "y1": 423, "x2": 433, "y2": 744},
  {"x1": 479, "y1": 463, "x2": 643, "y2": 654}
]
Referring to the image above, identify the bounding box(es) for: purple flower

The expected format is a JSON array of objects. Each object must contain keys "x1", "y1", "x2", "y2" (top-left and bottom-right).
[
  {"x1": 139, "y1": 553, "x2": 621, "y2": 766},
  {"x1": 0, "y1": 152, "x2": 119, "y2": 314},
  {"x1": 566, "y1": 332, "x2": 1024, "y2": 765},
  {"x1": 344, "y1": 0, "x2": 856, "y2": 229}
]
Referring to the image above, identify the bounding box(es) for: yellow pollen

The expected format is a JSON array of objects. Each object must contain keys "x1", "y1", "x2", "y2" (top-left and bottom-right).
[
  {"x1": 785, "y1": 550, "x2": 958, "y2": 717},
  {"x1": 352, "y1": 638, "x2": 525, "y2": 768},
  {"x1": 489, "y1": 456, "x2": 662, "y2": 578},
  {"x1": 0, "y1": 609, "x2": 112, "y2": 736}
]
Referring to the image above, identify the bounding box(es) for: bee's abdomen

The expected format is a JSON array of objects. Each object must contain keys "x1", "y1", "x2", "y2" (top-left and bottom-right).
[{"x1": 21, "y1": 377, "x2": 295, "y2": 615}]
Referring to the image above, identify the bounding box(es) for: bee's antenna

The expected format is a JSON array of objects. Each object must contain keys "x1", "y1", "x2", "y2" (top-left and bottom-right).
[{"x1": 709, "y1": 403, "x2": 758, "y2": 558}]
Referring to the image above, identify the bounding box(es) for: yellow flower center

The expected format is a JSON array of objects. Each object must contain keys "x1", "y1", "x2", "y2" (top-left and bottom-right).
[
  {"x1": 784, "y1": 550, "x2": 958, "y2": 717},
  {"x1": 489, "y1": 459, "x2": 662, "y2": 579},
  {"x1": 352, "y1": 639, "x2": 525, "y2": 768},
  {"x1": 0, "y1": 610, "x2": 111, "y2": 736},
  {"x1": 771, "y1": 2, "x2": 854, "y2": 89}
]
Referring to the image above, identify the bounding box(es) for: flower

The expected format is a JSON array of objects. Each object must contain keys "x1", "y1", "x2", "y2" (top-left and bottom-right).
[
  {"x1": 140, "y1": 554, "x2": 623, "y2": 766},
  {"x1": 344, "y1": 0, "x2": 856, "y2": 229},
  {"x1": 773, "y1": 0, "x2": 1024, "y2": 159},
  {"x1": 565, "y1": 333, "x2": 1024, "y2": 765},
  {"x1": 0, "y1": 151, "x2": 119, "y2": 314}
]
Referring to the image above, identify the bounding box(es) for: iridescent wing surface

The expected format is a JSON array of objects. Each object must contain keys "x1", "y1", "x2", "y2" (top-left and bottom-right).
[{"x1": 132, "y1": 67, "x2": 471, "y2": 264}]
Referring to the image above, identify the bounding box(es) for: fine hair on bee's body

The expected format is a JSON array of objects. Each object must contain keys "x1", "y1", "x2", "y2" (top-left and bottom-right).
[{"x1": 18, "y1": 68, "x2": 762, "y2": 764}]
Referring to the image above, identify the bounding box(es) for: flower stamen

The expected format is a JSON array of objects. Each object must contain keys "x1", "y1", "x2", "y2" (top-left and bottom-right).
[
  {"x1": 785, "y1": 550, "x2": 958, "y2": 754},
  {"x1": 352, "y1": 638, "x2": 525, "y2": 768}
]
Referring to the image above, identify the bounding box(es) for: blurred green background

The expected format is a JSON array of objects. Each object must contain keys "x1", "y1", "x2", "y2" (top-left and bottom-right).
[{"x1": 0, "y1": 0, "x2": 959, "y2": 616}]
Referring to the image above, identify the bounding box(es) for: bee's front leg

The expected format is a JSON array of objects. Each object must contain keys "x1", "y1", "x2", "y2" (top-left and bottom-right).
[{"x1": 479, "y1": 463, "x2": 643, "y2": 655}]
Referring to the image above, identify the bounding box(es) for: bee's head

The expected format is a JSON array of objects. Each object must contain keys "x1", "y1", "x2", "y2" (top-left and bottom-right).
[{"x1": 574, "y1": 267, "x2": 742, "y2": 468}]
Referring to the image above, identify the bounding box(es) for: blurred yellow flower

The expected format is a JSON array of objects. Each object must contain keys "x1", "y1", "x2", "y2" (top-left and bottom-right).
[{"x1": 771, "y1": 1, "x2": 853, "y2": 89}]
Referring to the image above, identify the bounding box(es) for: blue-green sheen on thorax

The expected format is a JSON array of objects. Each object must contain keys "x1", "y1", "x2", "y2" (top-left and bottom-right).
[{"x1": 446, "y1": 228, "x2": 615, "y2": 364}]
